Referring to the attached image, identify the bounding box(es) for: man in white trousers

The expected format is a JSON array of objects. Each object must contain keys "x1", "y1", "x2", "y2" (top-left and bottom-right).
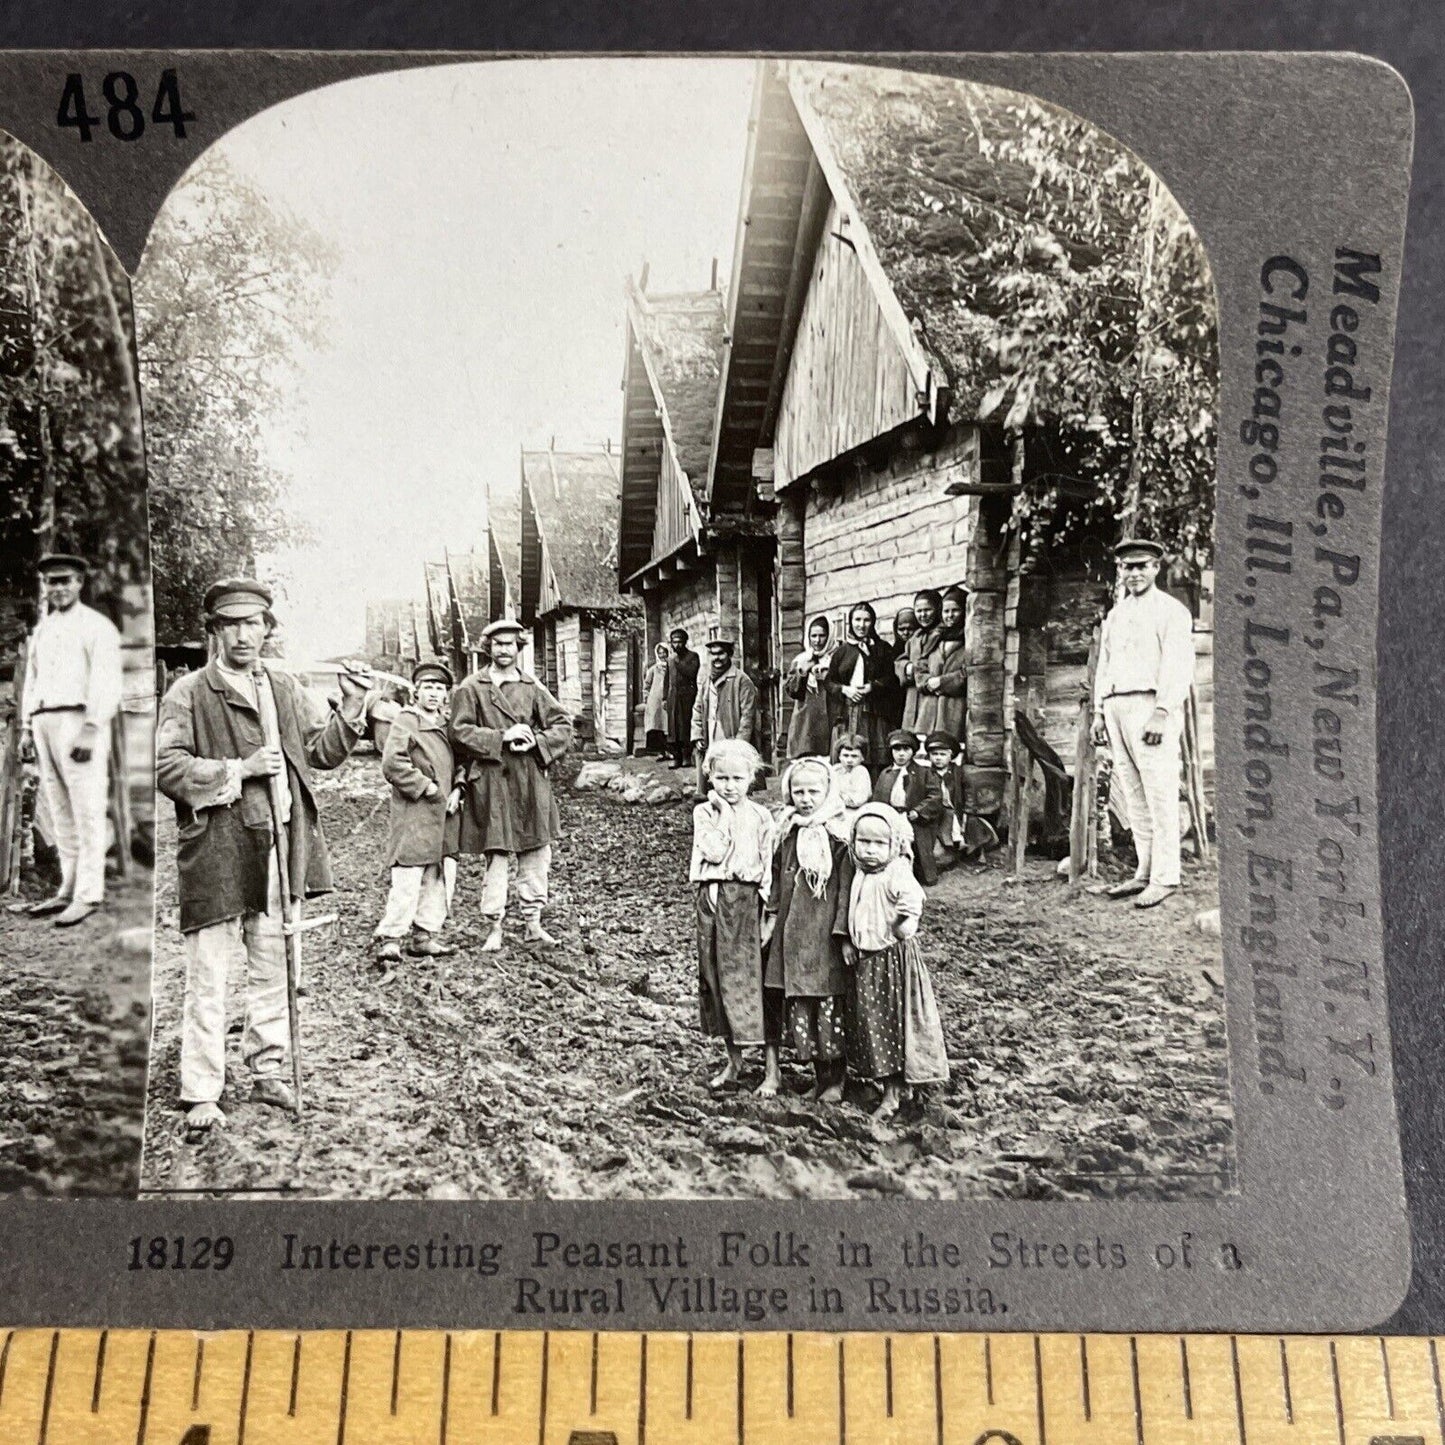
[
  {"x1": 1090, "y1": 537, "x2": 1196, "y2": 908},
  {"x1": 20, "y1": 552, "x2": 123, "y2": 927}
]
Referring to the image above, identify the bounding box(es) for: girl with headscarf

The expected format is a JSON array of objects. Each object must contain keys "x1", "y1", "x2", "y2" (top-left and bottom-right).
[
  {"x1": 764, "y1": 757, "x2": 854, "y2": 1101},
  {"x1": 914, "y1": 585, "x2": 968, "y2": 739},
  {"x1": 841, "y1": 802, "x2": 949, "y2": 1120},
  {"x1": 825, "y1": 601, "x2": 899, "y2": 775},
  {"x1": 642, "y1": 642, "x2": 671, "y2": 755},
  {"x1": 783, "y1": 614, "x2": 837, "y2": 760}
]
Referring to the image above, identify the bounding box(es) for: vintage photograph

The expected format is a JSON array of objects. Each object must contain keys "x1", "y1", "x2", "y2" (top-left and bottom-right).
[
  {"x1": 137, "y1": 58, "x2": 1230, "y2": 1202},
  {"x1": 0, "y1": 134, "x2": 154, "y2": 1193}
]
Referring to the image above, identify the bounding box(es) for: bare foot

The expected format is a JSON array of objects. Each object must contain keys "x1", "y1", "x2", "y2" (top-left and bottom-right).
[
  {"x1": 184, "y1": 1101, "x2": 226, "y2": 1139},
  {"x1": 480, "y1": 923, "x2": 504, "y2": 952},
  {"x1": 755, "y1": 1070, "x2": 781, "y2": 1098},
  {"x1": 710, "y1": 1058, "x2": 741, "y2": 1090},
  {"x1": 871, "y1": 1083, "x2": 902, "y2": 1121},
  {"x1": 819, "y1": 1080, "x2": 844, "y2": 1103}
]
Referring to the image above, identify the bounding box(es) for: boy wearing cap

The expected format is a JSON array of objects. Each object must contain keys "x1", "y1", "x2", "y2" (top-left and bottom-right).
[
  {"x1": 1090, "y1": 538, "x2": 1196, "y2": 908},
  {"x1": 871, "y1": 728, "x2": 947, "y2": 886},
  {"x1": 156, "y1": 578, "x2": 373, "y2": 1131},
  {"x1": 373, "y1": 658, "x2": 461, "y2": 976},
  {"x1": 449, "y1": 617, "x2": 572, "y2": 951},
  {"x1": 19, "y1": 552, "x2": 123, "y2": 926}
]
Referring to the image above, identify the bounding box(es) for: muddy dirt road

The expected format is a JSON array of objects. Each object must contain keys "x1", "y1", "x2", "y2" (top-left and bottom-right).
[
  {"x1": 141, "y1": 752, "x2": 1232, "y2": 1200},
  {"x1": 0, "y1": 867, "x2": 152, "y2": 1194}
]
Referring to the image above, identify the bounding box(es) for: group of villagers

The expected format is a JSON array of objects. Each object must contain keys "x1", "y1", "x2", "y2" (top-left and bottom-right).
[{"x1": 688, "y1": 583, "x2": 990, "y2": 1121}]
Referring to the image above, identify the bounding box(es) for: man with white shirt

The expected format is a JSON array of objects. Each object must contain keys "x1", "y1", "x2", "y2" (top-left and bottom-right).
[
  {"x1": 1090, "y1": 538, "x2": 1196, "y2": 908},
  {"x1": 20, "y1": 552, "x2": 123, "y2": 927},
  {"x1": 155, "y1": 578, "x2": 372, "y2": 1134}
]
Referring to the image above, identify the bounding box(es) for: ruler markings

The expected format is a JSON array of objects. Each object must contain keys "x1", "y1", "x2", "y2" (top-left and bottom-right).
[
  {"x1": 289, "y1": 1333, "x2": 301, "y2": 1417},
  {"x1": 492, "y1": 1329, "x2": 502, "y2": 1415},
  {"x1": 837, "y1": 1336, "x2": 846, "y2": 1445},
  {"x1": 440, "y1": 1332, "x2": 452, "y2": 1445},
  {"x1": 135, "y1": 1331, "x2": 156, "y2": 1445},
  {"x1": 236, "y1": 1330, "x2": 254, "y2": 1444},
  {"x1": 786, "y1": 1331, "x2": 794, "y2": 1417},
  {"x1": 686, "y1": 1332, "x2": 694, "y2": 1419},
  {"x1": 91, "y1": 1328, "x2": 108, "y2": 1414},
  {"x1": 391, "y1": 1328, "x2": 403, "y2": 1415},
  {"x1": 1329, "y1": 1340, "x2": 1346, "y2": 1445},
  {"x1": 736, "y1": 1334, "x2": 744, "y2": 1445},
  {"x1": 1080, "y1": 1334, "x2": 1092, "y2": 1422},
  {"x1": 1379, "y1": 1333, "x2": 1396, "y2": 1418},
  {"x1": 985, "y1": 1335, "x2": 995, "y2": 1406},
  {"x1": 191, "y1": 1335, "x2": 205, "y2": 1414},
  {"x1": 885, "y1": 1335, "x2": 894, "y2": 1418},
  {"x1": 1034, "y1": 1334, "x2": 1047, "y2": 1445},
  {"x1": 0, "y1": 1328, "x2": 13, "y2": 1405},
  {"x1": 1230, "y1": 1336, "x2": 1247, "y2": 1444},
  {"x1": 1432, "y1": 1337, "x2": 1445, "y2": 1442},
  {"x1": 1179, "y1": 1336, "x2": 1194, "y2": 1420},
  {"x1": 336, "y1": 1329, "x2": 352, "y2": 1445},
  {"x1": 932, "y1": 1335, "x2": 944, "y2": 1445},
  {"x1": 539, "y1": 1330, "x2": 550, "y2": 1445},
  {"x1": 1278, "y1": 1336, "x2": 1294, "y2": 1424},
  {"x1": 590, "y1": 1330, "x2": 599, "y2": 1414},
  {"x1": 35, "y1": 1330, "x2": 57, "y2": 1445}
]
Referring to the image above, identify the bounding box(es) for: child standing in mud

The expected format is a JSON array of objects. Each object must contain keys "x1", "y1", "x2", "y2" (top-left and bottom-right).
[
  {"x1": 764, "y1": 757, "x2": 853, "y2": 1102},
  {"x1": 691, "y1": 738, "x2": 775, "y2": 1090},
  {"x1": 842, "y1": 802, "x2": 950, "y2": 1120}
]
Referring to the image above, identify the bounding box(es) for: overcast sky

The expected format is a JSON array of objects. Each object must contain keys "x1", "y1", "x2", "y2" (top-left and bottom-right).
[{"x1": 155, "y1": 59, "x2": 754, "y2": 661}]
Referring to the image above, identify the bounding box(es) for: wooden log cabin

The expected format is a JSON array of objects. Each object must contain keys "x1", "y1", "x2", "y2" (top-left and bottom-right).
[
  {"x1": 421, "y1": 550, "x2": 491, "y2": 681},
  {"x1": 363, "y1": 596, "x2": 425, "y2": 677},
  {"x1": 520, "y1": 442, "x2": 638, "y2": 749},
  {"x1": 616, "y1": 278, "x2": 778, "y2": 753},
  {"x1": 717, "y1": 60, "x2": 1214, "y2": 817}
]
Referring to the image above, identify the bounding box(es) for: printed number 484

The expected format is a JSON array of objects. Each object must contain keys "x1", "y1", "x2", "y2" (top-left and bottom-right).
[{"x1": 57, "y1": 70, "x2": 195, "y2": 142}]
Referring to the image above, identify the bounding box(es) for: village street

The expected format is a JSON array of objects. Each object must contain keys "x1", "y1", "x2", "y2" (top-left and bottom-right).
[{"x1": 140, "y1": 750, "x2": 1232, "y2": 1201}]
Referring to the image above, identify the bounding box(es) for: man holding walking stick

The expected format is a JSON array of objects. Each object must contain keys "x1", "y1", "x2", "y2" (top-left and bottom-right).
[{"x1": 156, "y1": 579, "x2": 371, "y2": 1137}]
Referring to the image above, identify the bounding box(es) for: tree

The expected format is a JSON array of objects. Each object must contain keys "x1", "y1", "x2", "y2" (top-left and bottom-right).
[
  {"x1": 0, "y1": 138, "x2": 147, "y2": 622},
  {"x1": 135, "y1": 151, "x2": 337, "y2": 641}
]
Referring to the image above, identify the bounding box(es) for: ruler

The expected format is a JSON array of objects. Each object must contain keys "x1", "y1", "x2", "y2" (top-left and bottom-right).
[{"x1": 0, "y1": 1329, "x2": 1441, "y2": 1444}]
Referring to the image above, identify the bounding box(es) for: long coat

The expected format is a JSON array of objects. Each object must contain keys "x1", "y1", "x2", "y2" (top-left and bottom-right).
[
  {"x1": 691, "y1": 667, "x2": 757, "y2": 747},
  {"x1": 156, "y1": 662, "x2": 362, "y2": 933},
  {"x1": 825, "y1": 639, "x2": 898, "y2": 768},
  {"x1": 643, "y1": 660, "x2": 670, "y2": 734},
  {"x1": 449, "y1": 670, "x2": 572, "y2": 854},
  {"x1": 381, "y1": 705, "x2": 459, "y2": 867},
  {"x1": 783, "y1": 651, "x2": 836, "y2": 759},
  {"x1": 764, "y1": 827, "x2": 852, "y2": 998},
  {"x1": 897, "y1": 627, "x2": 944, "y2": 732},
  {"x1": 916, "y1": 633, "x2": 967, "y2": 740},
  {"x1": 665, "y1": 647, "x2": 700, "y2": 741}
]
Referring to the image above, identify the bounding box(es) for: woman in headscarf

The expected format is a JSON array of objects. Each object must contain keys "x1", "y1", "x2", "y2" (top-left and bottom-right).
[
  {"x1": 764, "y1": 757, "x2": 853, "y2": 1100},
  {"x1": 914, "y1": 585, "x2": 968, "y2": 741},
  {"x1": 896, "y1": 587, "x2": 944, "y2": 735},
  {"x1": 783, "y1": 614, "x2": 837, "y2": 760},
  {"x1": 642, "y1": 641, "x2": 671, "y2": 755},
  {"x1": 888, "y1": 607, "x2": 919, "y2": 728},
  {"x1": 841, "y1": 802, "x2": 949, "y2": 1120},
  {"x1": 824, "y1": 601, "x2": 899, "y2": 775}
]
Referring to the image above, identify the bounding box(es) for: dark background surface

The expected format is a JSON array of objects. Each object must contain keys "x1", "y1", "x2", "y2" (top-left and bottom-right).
[{"x1": 0, "y1": 1, "x2": 1439, "y2": 1331}]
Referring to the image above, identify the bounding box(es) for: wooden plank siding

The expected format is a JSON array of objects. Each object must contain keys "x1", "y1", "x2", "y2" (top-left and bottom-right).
[
  {"x1": 656, "y1": 564, "x2": 719, "y2": 656},
  {"x1": 773, "y1": 196, "x2": 920, "y2": 490},
  {"x1": 650, "y1": 435, "x2": 701, "y2": 565}
]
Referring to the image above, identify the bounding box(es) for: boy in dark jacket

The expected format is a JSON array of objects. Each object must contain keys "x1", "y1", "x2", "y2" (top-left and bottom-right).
[
  {"x1": 923, "y1": 729, "x2": 999, "y2": 871},
  {"x1": 373, "y1": 658, "x2": 461, "y2": 975},
  {"x1": 871, "y1": 729, "x2": 946, "y2": 885}
]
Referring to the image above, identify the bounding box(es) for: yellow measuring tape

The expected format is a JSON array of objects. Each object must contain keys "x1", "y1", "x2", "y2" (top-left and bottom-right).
[{"x1": 0, "y1": 1329, "x2": 1440, "y2": 1443}]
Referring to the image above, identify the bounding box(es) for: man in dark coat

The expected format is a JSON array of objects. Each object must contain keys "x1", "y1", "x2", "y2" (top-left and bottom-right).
[
  {"x1": 373, "y1": 658, "x2": 461, "y2": 973},
  {"x1": 664, "y1": 627, "x2": 701, "y2": 769},
  {"x1": 155, "y1": 579, "x2": 372, "y2": 1133},
  {"x1": 449, "y1": 617, "x2": 572, "y2": 951}
]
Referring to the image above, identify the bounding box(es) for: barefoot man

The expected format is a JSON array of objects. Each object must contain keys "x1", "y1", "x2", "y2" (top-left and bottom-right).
[
  {"x1": 449, "y1": 617, "x2": 572, "y2": 951},
  {"x1": 155, "y1": 578, "x2": 373, "y2": 1134},
  {"x1": 1090, "y1": 538, "x2": 1196, "y2": 909}
]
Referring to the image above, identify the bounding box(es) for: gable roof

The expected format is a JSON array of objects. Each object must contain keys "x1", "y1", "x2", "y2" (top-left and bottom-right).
[
  {"x1": 619, "y1": 281, "x2": 725, "y2": 580},
  {"x1": 486, "y1": 475, "x2": 522, "y2": 619},
  {"x1": 520, "y1": 444, "x2": 627, "y2": 617}
]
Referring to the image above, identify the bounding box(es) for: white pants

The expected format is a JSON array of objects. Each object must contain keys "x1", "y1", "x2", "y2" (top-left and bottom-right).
[
  {"x1": 1104, "y1": 692, "x2": 1184, "y2": 888},
  {"x1": 480, "y1": 846, "x2": 551, "y2": 924},
  {"x1": 375, "y1": 859, "x2": 456, "y2": 938},
  {"x1": 31, "y1": 710, "x2": 109, "y2": 904},
  {"x1": 180, "y1": 861, "x2": 288, "y2": 1104}
]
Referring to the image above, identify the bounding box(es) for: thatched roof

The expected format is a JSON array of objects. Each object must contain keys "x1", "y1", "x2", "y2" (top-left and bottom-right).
[{"x1": 521, "y1": 445, "x2": 627, "y2": 615}]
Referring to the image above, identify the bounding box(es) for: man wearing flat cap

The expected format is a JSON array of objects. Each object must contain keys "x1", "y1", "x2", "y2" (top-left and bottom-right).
[
  {"x1": 19, "y1": 551, "x2": 123, "y2": 926},
  {"x1": 155, "y1": 578, "x2": 374, "y2": 1132},
  {"x1": 449, "y1": 616, "x2": 572, "y2": 951},
  {"x1": 690, "y1": 633, "x2": 757, "y2": 797},
  {"x1": 372, "y1": 658, "x2": 461, "y2": 977},
  {"x1": 1090, "y1": 539, "x2": 1196, "y2": 908}
]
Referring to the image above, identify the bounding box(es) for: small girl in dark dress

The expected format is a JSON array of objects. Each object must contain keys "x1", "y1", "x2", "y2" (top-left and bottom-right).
[
  {"x1": 842, "y1": 803, "x2": 949, "y2": 1119},
  {"x1": 764, "y1": 757, "x2": 853, "y2": 1101}
]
